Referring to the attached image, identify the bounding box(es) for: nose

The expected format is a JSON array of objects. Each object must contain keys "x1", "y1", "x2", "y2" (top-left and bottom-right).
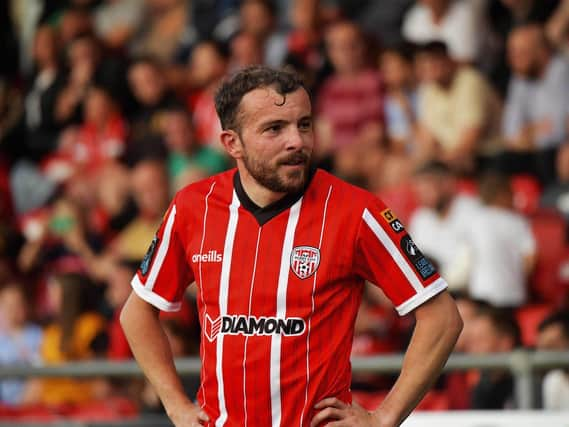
[{"x1": 285, "y1": 126, "x2": 308, "y2": 151}]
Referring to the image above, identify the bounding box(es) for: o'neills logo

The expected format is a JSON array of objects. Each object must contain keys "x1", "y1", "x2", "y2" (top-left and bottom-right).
[
  {"x1": 204, "y1": 314, "x2": 306, "y2": 342},
  {"x1": 192, "y1": 250, "x2": 222, "y2": 263}
]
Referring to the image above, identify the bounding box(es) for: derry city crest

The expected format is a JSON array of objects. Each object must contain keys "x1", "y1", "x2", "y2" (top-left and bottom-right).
[{"x1": 290, "y1": 246, "x2": 320, "y2": 279}]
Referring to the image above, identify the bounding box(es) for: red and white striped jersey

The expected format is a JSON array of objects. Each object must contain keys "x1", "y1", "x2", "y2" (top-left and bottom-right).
[{"x1": 132, "y1": 168, "x2": 447, "y2": 427}]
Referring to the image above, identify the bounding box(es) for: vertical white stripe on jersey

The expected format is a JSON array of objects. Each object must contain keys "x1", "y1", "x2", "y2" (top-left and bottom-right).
[
  {"x1": 215, "y1": 190, "x2": 240, "y2": 427},
  {"x1": 300, "y1": 185, "x2": 332, "y2": 427},
  {"x1": 362, "y1": 208, "x2": 423, "y2": 293},
  {"x1": 199, "y1": 182, "x2": 216, "y2": 410},
  {"x1": 243, "y1": 227, "x2": 262, "y2": 426},
  {"x1": 145, "y1": 204, "x2": 177, "y2": 291},
  {"x1": 270, "y1": 198, "x2": 302, "y2": 427}
]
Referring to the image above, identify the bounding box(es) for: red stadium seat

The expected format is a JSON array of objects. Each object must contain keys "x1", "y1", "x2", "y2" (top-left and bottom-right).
[
  {"x1": 516, "y1": 304, "x2": 554, "y2": 347},
  {"x1": 352, "y1": 390, "x2": 450, "y2": 411},
  {"x1": 511, "y1": 174, "x2": 541, "y2": 215},
  {"x1": 529, "y1": 209, "x2": 568, "y2": 303}
]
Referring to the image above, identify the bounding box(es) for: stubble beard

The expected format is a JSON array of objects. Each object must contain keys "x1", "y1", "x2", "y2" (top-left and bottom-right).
[{"x1": 242, "y1": 150, "x2": 311, "y2": 194}]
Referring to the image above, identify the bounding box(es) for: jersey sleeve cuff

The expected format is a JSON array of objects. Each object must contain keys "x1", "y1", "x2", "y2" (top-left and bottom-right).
[
  {"x1": 395, "y1": 277, "x2": 448, "y2": 316},
  {"x1": 131, "y1": 275, "x2": 182, "y2": 312}
]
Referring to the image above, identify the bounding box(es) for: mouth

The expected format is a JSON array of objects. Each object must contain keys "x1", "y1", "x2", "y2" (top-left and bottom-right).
[{"x1": 279, "y1": 153, "x2": 308, "y2": 167}]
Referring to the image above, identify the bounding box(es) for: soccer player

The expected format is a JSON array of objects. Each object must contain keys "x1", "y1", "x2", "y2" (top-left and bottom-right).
[{"x1": 120, "y1": 66, "x2": 463, "y2": 427}]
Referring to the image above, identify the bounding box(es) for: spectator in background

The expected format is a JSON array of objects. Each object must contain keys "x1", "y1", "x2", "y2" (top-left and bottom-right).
[
  {"x1": 186, "y1": 41, "x2": 228, "y2": 150},
  {"x1": 0, "y1": 283, "x2": 43, "y2": 406},
  {"x1": 69, "y1": 85, "x2": 127, "y2": 173},
  {"x1": 468, "y1": 306, "x2": 521, "y2": 409},
  {"x1": 323, "y1": 0, "x2": 414, "y2": 47},
  {"x1": 547, "y1": 0, "x2": 569, "y2": 54},
  {"x1": 537, "y1": 310, "x2": 569, "y2": 410},
  {"x1": 466, "y1": 172, "x2": 536, "y2": 308},
  {"x1": 63, "y1": 160, "x2": 169, "y2": 282},
  {"x1": 409, "y1": 161, "x2": 479, "y2": 291},
  {"x1": 162, "y1": 108, "x2": 229, "y2": 193},
  {"x1": 228, "y1": 31, "x2": 264, "y2": 72},
  {"x1": 238, "y1": 0, "x2": 288, "y2": 67},
  {"x1": 415, "y1": 41, "x2": 503, "y2": 173},
  {"x1": 402, "y1": 0, "x2": 487, "y2": 64},
  {"x1": 107, "y1": 159, "x2": 169, "y2": 262},
  {"x1": 500, "y1": 24, "x2": 569, "y2": 185},
  {"x1": 93, "y1": 0, "x2": 145, "y2": 50},
  {"x1": 316, "y1": 21, "x2": 384, "y2": 185},
  {"x1": 486, "y1": 0, "x2": 560, "y2": 93},
  {"x1": 105, "y1": 260, "x2": 139, "y2": 361},
  {"x1": 23, "y1": 25, "x2": 64, "y2": 161},
  {"x1": 380, "y1": 43, "x2": 418, "y2": 155},
  {"x1": 28, "y1": 273, "x2": 107, "y2": 406},
  {"x1": 92, "y1": 162, "x2": 138, "y2": 243},
  {"x1": 128, "y1": 0, "x2": 190, "y2": 64},
  {"x1": 126, "y1": 57, "x2": 180, "y2": 163}
]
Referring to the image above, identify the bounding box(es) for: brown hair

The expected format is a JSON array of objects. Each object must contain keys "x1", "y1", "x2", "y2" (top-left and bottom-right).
[{"x1": 214, "y1": 66, "x2": 306, "y2": 132}]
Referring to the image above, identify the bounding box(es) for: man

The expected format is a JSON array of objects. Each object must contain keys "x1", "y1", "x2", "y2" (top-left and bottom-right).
[
  {"x1": 409, "y1": 161, "x2": 479, "y2": 291},
  {"x1": 537, "y1": 310, "x2": 569, "y2": 409},
  {"x1": 415, "y1": 41, "x2": 503, "y2": 172},
  {"x1": 467, "y1": 306, "x2": 521, "y2": 409},
  {"x1": 120, "y1": 66, "x2": 462, "y2": 427},
  {"x1": 465, "y1": 171, "x2": 536, "y2": 308},
  {"x1": 501, "y1": 23, "x2": 569, "y2": 184}
]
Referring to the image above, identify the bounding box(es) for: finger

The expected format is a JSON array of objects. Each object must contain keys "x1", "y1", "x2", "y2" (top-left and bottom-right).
[
  {"x1": 197, "y1": 410, "x2": 210, "y2": 422},
  {"x1": 310, "y1": 407, "x2": 344, "y2": 427},
  {"x1": 314, "y1": 397, "x2": 348, "y2": 409},
  {"x1": 326, "y1": 421, "x2": 350, "y2": 427}
]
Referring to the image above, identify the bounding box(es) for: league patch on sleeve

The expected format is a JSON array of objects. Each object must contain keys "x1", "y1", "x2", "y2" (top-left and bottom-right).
[
  {"x1": 381, "y1": 208, "x2": 405, "y2": 233},
  {"x1": 400, "y1": 235, "x2": 436, "y2": 280},
  {"x1": 140, "y1": 236, "x2": 159, "y2": 276}
]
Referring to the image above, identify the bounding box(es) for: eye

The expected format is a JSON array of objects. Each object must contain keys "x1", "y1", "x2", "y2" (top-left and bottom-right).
[
  {"x1": 298, "y1": 119, "x2": 312, "y2": 132},
  {"x1": 265, "y1": 124, "x2": 282, "y2": 134}
]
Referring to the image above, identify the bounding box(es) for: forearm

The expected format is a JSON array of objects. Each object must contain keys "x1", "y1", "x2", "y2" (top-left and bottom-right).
[
  {"x1": 120, "y1": 293, "x2": 194, "y2": 415},
  {"x1": 372, "y1": 293, "x2": 462, "y2": 427}
]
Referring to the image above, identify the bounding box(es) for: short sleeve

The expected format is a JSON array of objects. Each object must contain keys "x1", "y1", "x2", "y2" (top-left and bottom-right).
[
  {"x1": 131, "y1": 197, "x2": 194, "y2": 312},
  {"x1": 354, "y1": 198, "x2": 448, "y2": 316}
]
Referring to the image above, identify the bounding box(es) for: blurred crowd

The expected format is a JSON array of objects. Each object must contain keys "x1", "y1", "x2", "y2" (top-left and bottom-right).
[{"x1": 1, "y1": 0, "x2": 569, "y2": 419}]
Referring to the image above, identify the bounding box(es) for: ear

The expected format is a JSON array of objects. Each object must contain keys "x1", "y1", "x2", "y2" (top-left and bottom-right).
[{"x1": 220, "y1": 130, "x2": 243, "y2": 160}]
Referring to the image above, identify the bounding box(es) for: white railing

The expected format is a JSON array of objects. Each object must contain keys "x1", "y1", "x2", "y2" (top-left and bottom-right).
[{"x1": 1, "y1": 350, "x2": 568, "y2": 409}]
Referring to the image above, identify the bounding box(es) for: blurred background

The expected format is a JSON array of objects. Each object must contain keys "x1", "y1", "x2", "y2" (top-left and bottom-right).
[{"x1": 1, "y1": 0, "x2": 569, "y2": 424}]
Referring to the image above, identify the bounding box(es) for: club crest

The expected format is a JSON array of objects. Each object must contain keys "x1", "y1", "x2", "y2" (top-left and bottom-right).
[{"x1": 290, "y1": 246, "x2": 320, "y2": 279}]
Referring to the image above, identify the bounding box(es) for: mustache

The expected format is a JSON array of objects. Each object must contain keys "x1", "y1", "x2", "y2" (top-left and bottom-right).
[{"x1": 278, "y1": 152, "x2": 310, "y2": 165}]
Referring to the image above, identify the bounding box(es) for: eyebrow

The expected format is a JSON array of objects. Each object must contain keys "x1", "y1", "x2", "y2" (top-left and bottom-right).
[{"x1": 257, "y1": 115, "x2": 313, "y2": 131}]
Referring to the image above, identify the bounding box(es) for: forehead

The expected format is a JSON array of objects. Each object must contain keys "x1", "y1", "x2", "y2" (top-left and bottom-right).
[{"x1": 238, "y1": 86, "x2": 311, "y2": 125}]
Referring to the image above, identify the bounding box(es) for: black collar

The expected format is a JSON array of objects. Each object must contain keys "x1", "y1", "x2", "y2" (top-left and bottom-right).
[{"x1": 233, "y1": 168, "x2": 315, "y2": 226}]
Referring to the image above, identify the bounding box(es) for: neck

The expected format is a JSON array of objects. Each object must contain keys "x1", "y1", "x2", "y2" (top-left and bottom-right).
[{"x1": 237, "y1": 165, "x2": 287, "y2": 208}]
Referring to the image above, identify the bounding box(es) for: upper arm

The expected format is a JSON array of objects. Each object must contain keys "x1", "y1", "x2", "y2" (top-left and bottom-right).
[
  {"x1": 353, "y1": 199, "x2": 448, "y2": 316},
  {"x1": 130, "y1": 196, "x2": 195, "y2": 313}
]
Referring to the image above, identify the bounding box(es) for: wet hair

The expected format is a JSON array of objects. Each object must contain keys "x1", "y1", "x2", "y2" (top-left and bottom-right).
[
  {"x1": 214, "y1": 65, "x2": 306, "y2": 132},
  {"x1": 538, "y1": 310, "x2": 569, "y2": 340}
]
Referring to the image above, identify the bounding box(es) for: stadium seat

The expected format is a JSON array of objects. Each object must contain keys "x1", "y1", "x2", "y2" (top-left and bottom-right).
[
  {"x1": 529, "y1": 209, "x2": 568, "y2": 303},
  {"x1": 516, "y1": 304, "x2": 554, "y2": 347},
  {"x1": 511, "y1": 174, "x2": 541, "y2": 215}
]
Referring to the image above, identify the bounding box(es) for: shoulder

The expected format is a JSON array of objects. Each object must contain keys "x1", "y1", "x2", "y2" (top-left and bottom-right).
[
  {"x1": 310, "y1": 170, "x2": 388, "y2": 216},
  {"x1": 174, "y1": 169, "x2": 236, "y2": 209}
]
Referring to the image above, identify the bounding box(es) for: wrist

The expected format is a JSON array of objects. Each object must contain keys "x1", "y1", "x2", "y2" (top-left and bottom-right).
[{"x1": 371, "y1": 408, "x2": 399, "y2": 427}]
